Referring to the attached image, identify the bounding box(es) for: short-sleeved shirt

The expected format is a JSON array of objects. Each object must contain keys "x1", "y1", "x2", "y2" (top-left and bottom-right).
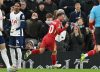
[
  {"x1": 89, "y1": 5, "x2": 100, "y2": 27},
  {"x1": 10, "y1": 11, "x2": 25, "y2": 36}
]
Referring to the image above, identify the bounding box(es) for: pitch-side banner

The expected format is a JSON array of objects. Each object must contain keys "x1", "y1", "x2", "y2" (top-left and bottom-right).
[{"x1": 22, "y1": 51, "x2": 100, "y2": 69}]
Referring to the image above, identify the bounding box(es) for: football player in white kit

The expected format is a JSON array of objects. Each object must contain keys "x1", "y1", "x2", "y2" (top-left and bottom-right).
[
  {"x1": 9, "y1": 2, "x2": 26, "y2": 70},
  {"x1": 0, "y1": 3, "x2": 14, "y2": 72}
]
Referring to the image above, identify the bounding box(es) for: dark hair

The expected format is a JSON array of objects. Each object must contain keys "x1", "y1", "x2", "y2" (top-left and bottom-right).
[
  {"x1": 75, "y1": 1, "x2": 81, "y2": 6},
  {"x1": 46, "y1": 13, "x2": 53, "y2": 18},
  {"x1": 75, "y1": 1, "x2": 80, "y2": 4},
  {"x1": 77, "y1": 17, "x2": 84, "y2": 22},
  {"x1": 38, "y1": 2, "x2": 45, "y2": 6},
  {"x1": 15, "y1": 2, "x2": 21, "y2": 7}
]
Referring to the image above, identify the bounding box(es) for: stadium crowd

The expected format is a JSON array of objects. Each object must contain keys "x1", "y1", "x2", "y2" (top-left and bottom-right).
[
  {"x1": 1, "y1": 0, "x2": 98, "y2": 52},
  {"x1": 0, "y1": 0, "x2": 99, "y2": 70}
]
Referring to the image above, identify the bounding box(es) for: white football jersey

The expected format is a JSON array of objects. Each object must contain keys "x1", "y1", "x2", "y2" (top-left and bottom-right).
[
  {"x1": 10, "y1": 11, "x2": 25, "y2": 36},
  {"x1": 0, "y1": 9, "x2": 3, "y2": 36}
]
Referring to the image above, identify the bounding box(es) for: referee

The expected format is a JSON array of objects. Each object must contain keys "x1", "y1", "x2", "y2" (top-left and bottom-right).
[
  {"x1": 89, "y1": 0, "x2": 100, "y2": 51},
  {"x1": 80, "y1": 0, "x2": 100, "y2": 62}
]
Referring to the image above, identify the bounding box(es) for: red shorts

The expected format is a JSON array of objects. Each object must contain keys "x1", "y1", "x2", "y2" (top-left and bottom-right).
[{"x1": 40, "y1": 35, "x2": 56, "y2": 51}]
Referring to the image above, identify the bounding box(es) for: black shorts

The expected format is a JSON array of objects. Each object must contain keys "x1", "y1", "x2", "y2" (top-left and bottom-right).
[
  {"x1": 95, "y1": 27, "x2": 100, "y2": 45},
  {"x1": 0, "y1": 36, "x2": 5, "y2": 44}
]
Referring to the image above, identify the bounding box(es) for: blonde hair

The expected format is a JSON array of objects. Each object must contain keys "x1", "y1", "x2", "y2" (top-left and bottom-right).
[{"x1": 71, "y1": 26, "x2": 83, "y2": 38}]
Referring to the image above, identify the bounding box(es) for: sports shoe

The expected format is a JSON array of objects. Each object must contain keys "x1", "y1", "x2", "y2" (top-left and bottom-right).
[
  {"x1": 24, "y1": 50, "x2": 31, "y2": 60},
  {"x1": 7, "y1": 68, "x2": 12, "y2": 72},
  {"x1": 7, "y1": 66, "x2": 17, "y2": 72},
  {"x1": 52, "y1": 64, "x2": 61, "y2": 68},
  {"x1": 80, "y1": 53, "x2": 86, "y2": 62}
]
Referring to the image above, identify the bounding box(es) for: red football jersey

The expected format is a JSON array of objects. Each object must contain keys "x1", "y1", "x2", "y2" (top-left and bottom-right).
[{"x1": 46, "y1": 19, "x2": 66, "y2": 38}]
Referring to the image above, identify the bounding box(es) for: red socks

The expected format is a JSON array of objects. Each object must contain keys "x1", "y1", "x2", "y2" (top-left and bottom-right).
[
  {"x1": 51, "y1": 55, "x2": 57, "y2": 65},
  {"x1": 87, "y1": 50, "x2": 96, "y2": 57},
  {"x1": 31, "y1": 49, "x2": 40, "y2": 54}
]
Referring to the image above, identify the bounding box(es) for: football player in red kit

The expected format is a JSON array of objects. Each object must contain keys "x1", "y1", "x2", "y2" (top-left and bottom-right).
[{"x1": 24, "y1": 9, "x2": 69, "y2": 68}]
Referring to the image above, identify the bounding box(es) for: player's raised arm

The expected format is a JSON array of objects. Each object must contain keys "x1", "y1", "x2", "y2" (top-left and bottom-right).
[{"x1": 56, "y1": 23, "x2": 68, "y2": 34}]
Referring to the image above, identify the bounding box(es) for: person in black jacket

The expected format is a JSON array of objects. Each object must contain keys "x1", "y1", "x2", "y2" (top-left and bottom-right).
[
  {"x1": 20, "y1": 1, "x2": 32, "y2": 20},
  {"x1": 44, "y1": 0, "x2": 58, "y2": 14},
  {"x1": 69, "y1": 2, "x2": 87, "y2": 27},
  {"x1": 26, "y1": 12, "x2": 43, "y2": 41},
  {"x1": 36, "y1": 2, "x2": 47, "y2": 22},
  {"x1": 69, "y1": 26, "x2": 84, "y2": 52}
]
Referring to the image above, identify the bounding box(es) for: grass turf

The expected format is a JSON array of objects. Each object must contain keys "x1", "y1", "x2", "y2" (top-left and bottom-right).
[{"x1": 0, "y1": 68, "x2": 99, "y2": 72}]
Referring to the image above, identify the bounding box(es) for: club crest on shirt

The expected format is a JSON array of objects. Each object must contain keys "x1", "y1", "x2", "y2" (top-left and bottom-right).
[{"x1": 22, "y1": 15, "x2": 25, "y2": 19}]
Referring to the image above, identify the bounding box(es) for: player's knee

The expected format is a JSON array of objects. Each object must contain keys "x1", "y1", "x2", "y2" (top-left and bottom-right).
[
  {"x1": 52, "y1": 50, "x2": 57, "y2": 55},
  {"x1": 0, "y1": 48, "x2": 6, "y2": 52},
  {"x1": 0, "y1": 43, "x2": 6, "y2": 50}
]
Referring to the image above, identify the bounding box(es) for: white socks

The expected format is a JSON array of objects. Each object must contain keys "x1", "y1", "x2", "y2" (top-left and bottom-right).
[
  {"x1": 16, "y1": 48, "x2": 22, "y2": 69},
  {"x1": 1, "y1": 48, "x2": 11, "y2": 69},
  {"x1": 84, "y1": 54, "x2": 88, "y2": 57},
  {"x1": 10, "y1": 48, "x2": 22, "y2": 69},
  {"x1": 10, "y1": 48, "x2": 16, "y2": 67}
]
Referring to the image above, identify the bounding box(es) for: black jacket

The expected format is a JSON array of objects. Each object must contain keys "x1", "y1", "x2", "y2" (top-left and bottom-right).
[
  {"x1": 26, "y1": 19, "x2": 43, "y2": 40},
  {"x1": 69, "y1": 33, "x2": 84, "y2": 52}
]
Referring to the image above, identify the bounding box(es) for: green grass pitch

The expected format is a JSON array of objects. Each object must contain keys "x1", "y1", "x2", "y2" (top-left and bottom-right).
[{"x1": 0, "y1": 68, "x2": 99, "y2": 72}]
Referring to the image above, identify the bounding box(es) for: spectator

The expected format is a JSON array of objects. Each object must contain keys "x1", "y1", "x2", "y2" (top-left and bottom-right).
[
  {"x1": 26, "y1": 0, "x2": 38, "y2": 11},
  {"x1": 82, "y1": 0, "x2": 95, "y2": 16},
  {"x1": 59, "y1": 0, "x2": 75, "y2": 18},
  {"x1": 69, "y1": 26, "x2": 84, "y2": 52},
  {"x1": 20, "y1": 1, "x2": 32, "y2": 20},
  {"x1": 36, "y1": 0, "x2": 43, "y2": 3},
  {"x1": 76, "y1": 17, "x2": 86, "y2": 35},
  {"x1": 39, "y1": 13, "x2": 54, "y2": 40},
  {"x1": 84, "y1": 27, "x2": 94, "y2": 52},
  {"x1": 36, "y1": 2, "x2": 47, "y2": 22},
  {"x1": 6, "y1": 6, "x2": 14, "y2": 19},
  {"x1": 44, "y1": 0, "x2": 57, "y2": 13},
  {"x1": 3, "y1": 0, "x2": 15, "y2": 14},
  {"x1": 52, "y1": 0, "x2": 60, "y2": 6},
  {"x1": 39, "y1": 13, "x2": 53, "y2": 39},
  {"x1": 26, "y1": 12, "x2": 43, "y2": 42},
  {"x1": 45, "y1": 13, "x2": 53, "y2": 25},
  {"x1": 69, "y1": 2, "x2": 87, "y2": 27},
  {"x1": 75, "y1": 17, "x2": 94, "y2": 52}
]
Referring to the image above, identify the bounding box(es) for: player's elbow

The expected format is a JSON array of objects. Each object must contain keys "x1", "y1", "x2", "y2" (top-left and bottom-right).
[{"x1": 89, "y1": 19, "x2": 94, "y2": 24}]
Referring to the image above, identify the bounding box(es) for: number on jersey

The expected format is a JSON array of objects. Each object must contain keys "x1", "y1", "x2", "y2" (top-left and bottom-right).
[{"x1": 49, "y1": 25, "x2": 54, "y2": 33}]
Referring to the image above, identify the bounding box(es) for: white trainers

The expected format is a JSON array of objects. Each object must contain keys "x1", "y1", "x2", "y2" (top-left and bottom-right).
[
  {"x1": 7, "y1": 68, "x2": 12, "y2": 72},
  {"x1": 52, "y1": 64, "x2": 62, "y2": 68},
  {"x1": 11, "y1": 66, "x2": 17, "y2": 72},
  {"x1": 7, "y1": 66, "x2": 16, "y2": 72}
]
